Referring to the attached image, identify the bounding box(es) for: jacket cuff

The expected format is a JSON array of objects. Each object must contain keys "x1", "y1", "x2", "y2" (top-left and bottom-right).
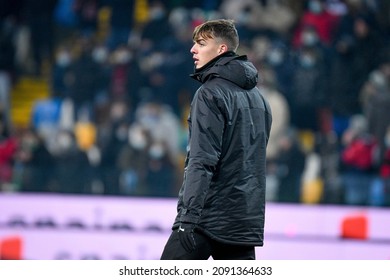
[{"x1": 179, "y1": 211, "x2": 200, "y2": 224}]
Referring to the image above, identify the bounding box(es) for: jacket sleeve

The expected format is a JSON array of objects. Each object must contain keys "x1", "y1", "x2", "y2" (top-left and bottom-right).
[{"x1": 179, "y1": 88, "x2": 225, "y2": 225}]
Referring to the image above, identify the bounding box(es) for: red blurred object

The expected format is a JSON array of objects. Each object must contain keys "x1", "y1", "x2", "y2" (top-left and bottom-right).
[
  {"x1": 341, "y1": 215, "x2": 368, "y2": 240},
  {"x1": 0, "y1": 236, "x2": 23, "y2": 260}
]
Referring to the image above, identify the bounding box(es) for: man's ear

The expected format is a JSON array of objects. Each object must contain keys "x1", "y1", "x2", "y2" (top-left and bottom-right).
[{"x1": 219, "y1": 44, "x2": 228, "y2": 54}]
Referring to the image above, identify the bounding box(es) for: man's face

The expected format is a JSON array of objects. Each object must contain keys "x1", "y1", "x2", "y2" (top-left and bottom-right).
[{"x1": 190, "y1": 36, "x2": 223, "y2": 69}]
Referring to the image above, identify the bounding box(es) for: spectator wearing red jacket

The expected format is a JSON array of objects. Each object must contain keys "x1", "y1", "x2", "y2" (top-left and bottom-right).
[
  {"x1": 0, "y1": 113, "x2": 18, "y2": 189},
  {"x1": 292, "y1": 0, "x2": 339, "y2": 49}
]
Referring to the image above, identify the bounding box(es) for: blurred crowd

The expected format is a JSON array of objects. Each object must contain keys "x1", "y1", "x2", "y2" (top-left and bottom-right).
[{"x1": 0, "y1": 0, "x2": 390, "y2": 206}]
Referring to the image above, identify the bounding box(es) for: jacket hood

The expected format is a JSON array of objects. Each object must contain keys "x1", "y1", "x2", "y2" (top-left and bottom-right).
[{"x1": 190, "y1": 52, "x2": 259, "y2": 90}]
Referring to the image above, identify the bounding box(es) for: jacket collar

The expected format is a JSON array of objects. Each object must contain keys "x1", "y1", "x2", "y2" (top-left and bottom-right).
[{"x1": 190, "y1": 51, "x2": 237, "y2": 83}]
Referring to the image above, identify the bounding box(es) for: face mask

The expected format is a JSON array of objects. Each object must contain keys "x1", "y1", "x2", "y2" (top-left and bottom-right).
[
  {"x1": 369, "y1": 71, "x2": 387, "y2": 89},
  {"x1": 110, "y1": 104, "x2": 126, "y2": 120},
  {"x1": 149, "y1": 143, "x2": 165, "y2": 159},
  {"x1": 308, "y1": 0, "x2": 323, "y2": 14},
  {"x1": 92, "y1": 47, "x2": 108, "y2": 63},
  {"x1": 56, "y1": 52, "x2": 71, "y2": 67},
  {"x1": 302, "y1": 31, "x2": 319, "y2": 46},
  {"x1": 300, "y1": 54, "x2": 316, "y2": 68},
  {"x1": 129, "y1": 129, "x2": 147, "y2": 150},
  {"x1": 267, "y1": 49, "x2": 284, "y2": 66},
  {"x1": 114, "y1": 50, "x2": 131, "y2": 64}
]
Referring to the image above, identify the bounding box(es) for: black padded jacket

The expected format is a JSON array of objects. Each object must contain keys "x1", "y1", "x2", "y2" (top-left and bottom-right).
[{"x1": 172, "y1": 52, "x2": 272, "y2": 246}]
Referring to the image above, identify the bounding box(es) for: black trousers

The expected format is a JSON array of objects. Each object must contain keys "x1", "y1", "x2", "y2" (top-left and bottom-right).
[{"x1": 160, "y1": 230, "x2": 256, "y2": 260}]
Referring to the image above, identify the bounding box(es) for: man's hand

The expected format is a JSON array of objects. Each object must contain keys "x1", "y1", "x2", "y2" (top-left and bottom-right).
[{"x1": 178, "y1": 223, "x2": 196, "y2": 252}]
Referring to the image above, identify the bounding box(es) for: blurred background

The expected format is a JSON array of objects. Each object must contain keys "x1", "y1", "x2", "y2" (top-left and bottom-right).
[{"x1": 0, "y1": 0, "x2": 390, "y2": 260}]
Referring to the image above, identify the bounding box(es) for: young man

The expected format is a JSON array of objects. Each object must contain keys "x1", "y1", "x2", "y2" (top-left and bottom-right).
[{"x1": 160, "y1": 19, "x2": 272, "y2": 260}]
